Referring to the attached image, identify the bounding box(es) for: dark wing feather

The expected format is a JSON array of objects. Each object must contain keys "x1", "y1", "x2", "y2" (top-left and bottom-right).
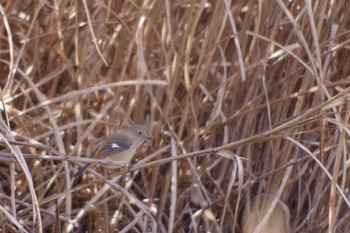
[{"x1": 96, "y1": 133, "x2": 133, "y2": 159}]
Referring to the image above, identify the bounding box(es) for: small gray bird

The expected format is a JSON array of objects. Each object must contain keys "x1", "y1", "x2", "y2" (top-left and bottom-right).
[{"x1": 73, "y1": 125, "x2": 151, "y2": 177}]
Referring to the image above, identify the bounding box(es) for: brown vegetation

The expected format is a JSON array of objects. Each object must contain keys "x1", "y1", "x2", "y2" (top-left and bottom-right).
[{"x1": 0, "y1": 0, "x2": 350, "y2": 232}]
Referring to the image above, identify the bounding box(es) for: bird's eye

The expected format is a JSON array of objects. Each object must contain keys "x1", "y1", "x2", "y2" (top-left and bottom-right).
[{"x1": 138, "y1": 130, "x2": 143, "y2": 135}]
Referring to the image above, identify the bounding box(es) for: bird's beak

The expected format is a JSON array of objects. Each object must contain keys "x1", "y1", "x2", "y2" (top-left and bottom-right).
[{"x1": 146, "y1": 135, "x2": 152, "y2": 140}]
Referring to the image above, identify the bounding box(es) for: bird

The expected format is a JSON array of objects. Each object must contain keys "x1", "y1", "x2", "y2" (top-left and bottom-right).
[{"x1": 73, "y1": 125, "x2": 151, "y2": 177}]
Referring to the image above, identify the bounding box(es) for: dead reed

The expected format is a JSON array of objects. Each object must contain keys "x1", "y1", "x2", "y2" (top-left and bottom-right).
[{"x1": 0, "y1": 0, "x2": 350, "y2": 232}]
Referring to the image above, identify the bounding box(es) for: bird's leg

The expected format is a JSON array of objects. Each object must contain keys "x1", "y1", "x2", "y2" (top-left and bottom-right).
[
  {"x1": 107, "y1": 170, "x2": 112, "y2": 179},
  {"x1": 126, "y1": 163, "x2": 132, "y2": 172},
  {"x1": 102, "y1": 166, "x2": 112, "y2": 179},
  {"x1": 127, "y1": 163, "x2": 134, "y2": 176}
]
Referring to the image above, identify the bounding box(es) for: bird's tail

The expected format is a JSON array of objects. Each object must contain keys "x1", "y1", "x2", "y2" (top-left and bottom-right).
[{"x1": 73, "y1": 163, "x2": 90, "y2": 177}]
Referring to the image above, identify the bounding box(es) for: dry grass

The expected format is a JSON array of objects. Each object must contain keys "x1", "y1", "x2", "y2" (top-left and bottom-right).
[{"x1": 0, "y1": 0, "x2": 350, "y2": 232}]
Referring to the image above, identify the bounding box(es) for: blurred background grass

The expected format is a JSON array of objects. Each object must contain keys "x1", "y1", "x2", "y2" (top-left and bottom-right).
[{"x1": 1, "y1": 0, "x2": 350, "y2": 232}]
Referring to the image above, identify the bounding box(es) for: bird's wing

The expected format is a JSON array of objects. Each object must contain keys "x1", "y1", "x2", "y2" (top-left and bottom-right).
[{"x1": 93, "y1": 133, "x2": 133, "y2": 159}]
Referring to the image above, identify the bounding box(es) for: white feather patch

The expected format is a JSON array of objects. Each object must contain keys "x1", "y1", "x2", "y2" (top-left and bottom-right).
[{"x1": 111, "y1": 143, "x2": 120, "y2": 148}]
